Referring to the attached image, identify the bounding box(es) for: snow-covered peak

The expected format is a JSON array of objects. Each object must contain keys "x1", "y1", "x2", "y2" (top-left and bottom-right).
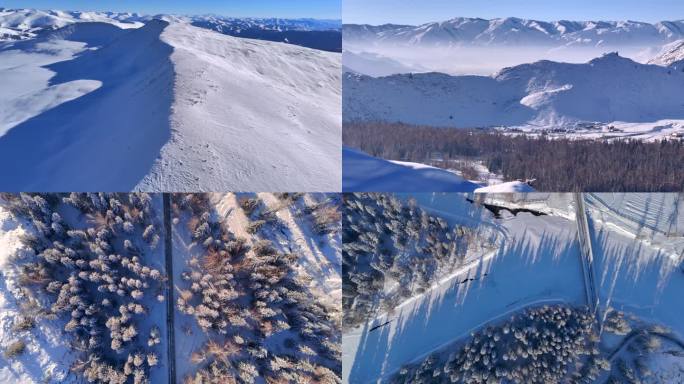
[{"x1": 649, "y1": 39, "x2": 684, "y2": 70}]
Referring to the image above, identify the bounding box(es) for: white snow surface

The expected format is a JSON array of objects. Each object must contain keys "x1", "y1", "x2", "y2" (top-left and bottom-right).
[
  {"x1": 0, "y1": 19, "x2": 341, "y2": 191},
  {"x1": 474, "y1": 181, "x2": 535, "y2": 193},
  {"x1": 342, "y1": 147, "x2": 478, "y2": 192},
  {"x1": 344, "y1": 53, "x2": 684, "y2": 136}
]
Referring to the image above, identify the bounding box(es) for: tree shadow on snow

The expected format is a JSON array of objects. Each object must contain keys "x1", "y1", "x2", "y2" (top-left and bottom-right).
[
  {"x1": 0, "y1": 20, "x2": 174, "y2": 191},
  {"x1": 347, "y1": 221, "x2": 582, "y2": 383}
]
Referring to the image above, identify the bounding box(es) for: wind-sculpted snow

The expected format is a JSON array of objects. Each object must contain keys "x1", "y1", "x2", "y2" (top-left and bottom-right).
[
  {"x1": 0, "y1": 20, "x2": 341, "y2": 191},
  {"x1": 343, "y1": 53, "x2": 684, "y2": 130},
  {"x1": 0, "y1": 20, "x2": 174, "y2": 191}
]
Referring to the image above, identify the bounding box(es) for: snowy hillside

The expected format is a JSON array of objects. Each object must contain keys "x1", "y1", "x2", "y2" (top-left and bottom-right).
[
  {"x1": 343, "y1": 53, "x2": 684, "y2": 135},
  {"x1": 342, "y1": 147, "x2": 478, "y2": 192},
  {"x1": 0, "y1": 19, "x2": 341, "y2": 191},
  {"x1": 649, "y1": 39, "x2": 684, "y2": 71},
  {"x1": 344, "y1": 17, "x2": 684, "y2": 47}
]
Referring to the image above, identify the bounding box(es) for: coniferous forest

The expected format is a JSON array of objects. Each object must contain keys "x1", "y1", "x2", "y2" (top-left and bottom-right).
[{"x1": 344, "y1": 122, "x2": 684, "y2": 191}]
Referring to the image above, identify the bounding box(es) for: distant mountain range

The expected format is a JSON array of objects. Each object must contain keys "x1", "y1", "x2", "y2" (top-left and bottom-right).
[
  {"x1": 0, "y1": 8, "x2": 341, "y2": 51},
  {"x1": 344, "y1": 17, "x2": 684, "y2": 47}
]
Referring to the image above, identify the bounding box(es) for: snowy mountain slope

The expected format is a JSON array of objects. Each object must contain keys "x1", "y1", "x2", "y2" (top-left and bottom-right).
[
  {"x1": 0, "y1": 20, "x2": 341, "y2": 191},
  {"x1": 342, "y1": 147, "x2": 478, "y2": 192},
  {"x1": 649, "y1": 39, "x2": 684, "y2": 71},
  {"x1": 0, "y1": 20, "x2": 174, "y2": 191},
  {"x1": 138, "y1": 22, "x2": 341, "y2": 191},
  {"x1": 191, "y1": 17, "x2": 342, "y2": 51},
  {"x1": 344, "y1": 17, "x2": 684, "y2": 48},
  {"x1": 343, "y1": 53, "x2": 684, "y2": 129}
]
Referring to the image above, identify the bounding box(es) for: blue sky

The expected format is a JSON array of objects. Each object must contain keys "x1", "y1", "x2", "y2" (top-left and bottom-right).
[
  {"x1": 344, "y1": 0, "x2": 684, "y2": 25},
  {"x1": 0, "y1": 0, "x2": 341, "y2": 19}
]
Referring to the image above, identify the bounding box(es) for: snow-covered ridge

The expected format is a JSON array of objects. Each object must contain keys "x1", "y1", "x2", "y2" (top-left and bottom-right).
[
  {"x1": 344, "y1": 17, "x2": 684, "y2": 47},
  {"x1": 343, "y1": 52, "x2": 684, "y2": 132},
  {"x1": 0, "y1": 19, "x2": 341, "y2": 191}
]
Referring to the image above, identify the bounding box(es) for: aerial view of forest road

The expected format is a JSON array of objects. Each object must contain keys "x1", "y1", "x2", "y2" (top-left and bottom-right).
[
  {"x1": 0, "y1": 192, "x2": 341, "y2": 383},
  {"x1": 342, "y1": 192, "x2": 684, "y2": 383}
]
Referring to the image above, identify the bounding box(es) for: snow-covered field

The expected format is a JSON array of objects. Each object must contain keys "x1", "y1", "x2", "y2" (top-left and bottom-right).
[
  {"x1": 343, "y1": 193, "x2": 684, "y2": 383},
  {"x1": 0, "y1": 12, "x2": 341, "y2": 191}
]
